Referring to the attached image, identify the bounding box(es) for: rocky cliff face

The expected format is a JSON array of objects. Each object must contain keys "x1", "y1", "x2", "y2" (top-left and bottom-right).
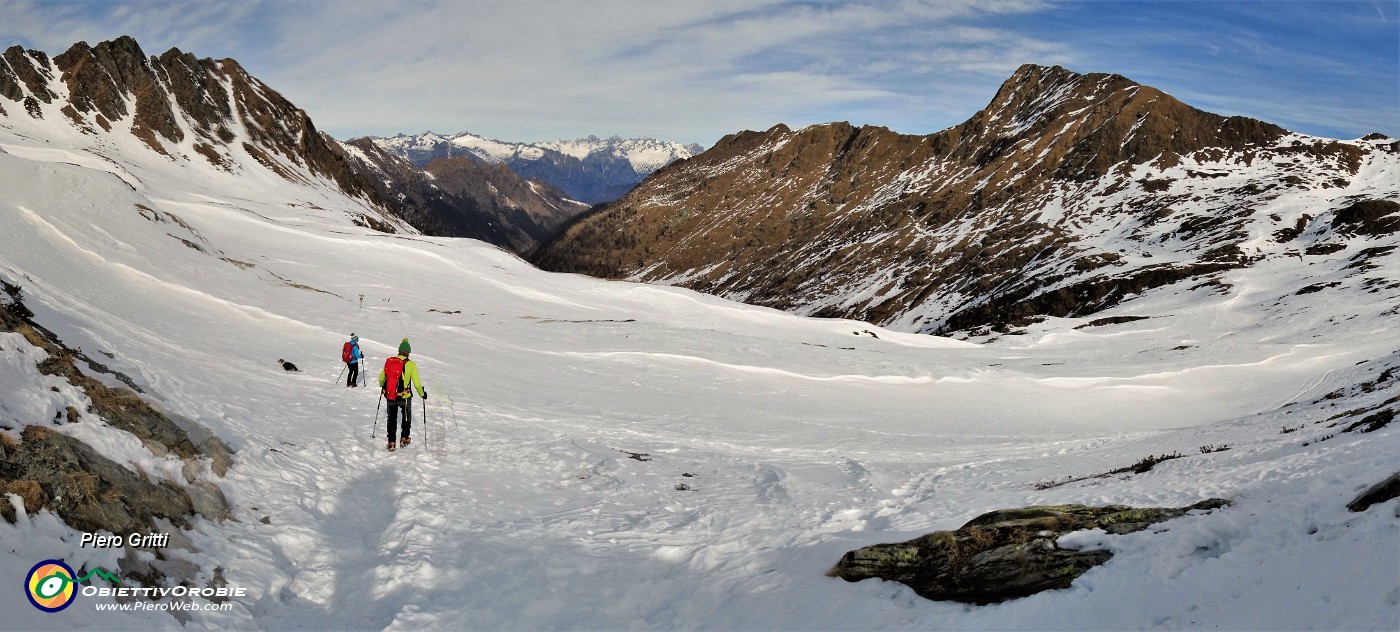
[
  {"x1": 375, "y1": 133, "x2": 704, "y2": 204},
  {"x1": 0, "y1": 36, "x2": 579, "y2": 254},
  {"x1": 534, "y1": 65, "x2": 1400, "y2": 335}
]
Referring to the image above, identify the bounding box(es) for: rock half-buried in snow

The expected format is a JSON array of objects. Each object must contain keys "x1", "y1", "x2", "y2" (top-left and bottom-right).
[{"x1": 830, "y1": 499, "x2": 1231, "y2": 604}]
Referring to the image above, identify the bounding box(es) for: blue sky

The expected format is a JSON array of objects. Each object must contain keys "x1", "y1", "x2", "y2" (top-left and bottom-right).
[{"x1": 0, "y1": 0, "x2": 1394, "y2": 147}]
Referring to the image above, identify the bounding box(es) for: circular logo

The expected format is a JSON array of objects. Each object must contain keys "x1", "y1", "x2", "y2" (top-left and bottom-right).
[{"x1": 25, "y1": 559, "x2": 77, "y2": 612}]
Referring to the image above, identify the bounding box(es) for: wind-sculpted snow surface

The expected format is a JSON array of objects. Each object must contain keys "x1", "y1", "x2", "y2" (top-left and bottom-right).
[{"x1": 1, "y1": 75, "x2": 1398, "y2": 632}]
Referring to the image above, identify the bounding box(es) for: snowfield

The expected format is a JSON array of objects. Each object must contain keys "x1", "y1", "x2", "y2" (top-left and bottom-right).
[{"x1": 0, "y1": 110, "x2": 1397, "y2": 631}]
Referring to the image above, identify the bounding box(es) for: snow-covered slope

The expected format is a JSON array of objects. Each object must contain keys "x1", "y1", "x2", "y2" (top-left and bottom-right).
[
  {"x1": 375, "y1": 132, "x2": 704, "y2": 204},
  {"x1": 1, "y1": 80, "x2": 1397, "y2": 630},
  {"x1": 0, "y1": 36, "x2": 590, "y2": 256}
]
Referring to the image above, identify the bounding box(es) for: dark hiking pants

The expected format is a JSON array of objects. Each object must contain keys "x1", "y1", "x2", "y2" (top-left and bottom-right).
[
  {"x1": 347, "y1": 361, "x2": 359, "y2": 386},
  {"x1": 386, "y1": 397, "x2": 412, "y2": 442}
]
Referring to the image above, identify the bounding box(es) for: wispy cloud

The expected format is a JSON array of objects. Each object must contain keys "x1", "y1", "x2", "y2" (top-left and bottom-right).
[
  {"x1": 0, "y1": 0, "x2": 258, "y2": 56},
  {"x1": 0, "y1": 0, "x2": 1392, "y2": 145}
]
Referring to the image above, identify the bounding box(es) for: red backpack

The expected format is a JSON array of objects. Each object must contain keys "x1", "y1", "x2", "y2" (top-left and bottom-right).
[
  {"x1": 342, "y1": 342, "x2": 354, "y2": 363},
  {"x1": 382, "y1": 356, "x2": 405, "y2": 400}
]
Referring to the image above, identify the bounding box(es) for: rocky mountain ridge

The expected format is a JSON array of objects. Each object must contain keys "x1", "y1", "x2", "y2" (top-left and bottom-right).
[
  {"x1": 1, "y1": 36, "x2": 374, "y2": 199},
  {"x1": 0, "y1": 36, "x2": 583, "y2": 254},
  {"x1": 534, "y1": 64, "x2": 1400, "y2": 335},
  {"x1": 374, "y1": 132, "x2": 704, "y2": 204}
]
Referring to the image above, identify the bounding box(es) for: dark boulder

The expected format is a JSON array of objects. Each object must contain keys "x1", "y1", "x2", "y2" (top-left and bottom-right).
[
  {"x1": 830, "y1": 499, "x2": 1230, "y2": 604},
  {"x1": 1347, "y1": 472, "x2": 1400, "y2": 513}
]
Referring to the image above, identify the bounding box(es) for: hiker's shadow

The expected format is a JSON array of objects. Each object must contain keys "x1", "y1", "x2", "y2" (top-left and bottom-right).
[{"x1": 320, "y1": 468, "x2": 410, "y2": 628}]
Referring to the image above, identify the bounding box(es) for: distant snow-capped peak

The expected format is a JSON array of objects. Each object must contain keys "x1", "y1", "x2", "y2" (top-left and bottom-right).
[
  {"x1": 372, "y1": 132, "x2": 707, "y2": 205},
  {"x1": 375, "y1": 132, "x2": 703, "y2": 174}
]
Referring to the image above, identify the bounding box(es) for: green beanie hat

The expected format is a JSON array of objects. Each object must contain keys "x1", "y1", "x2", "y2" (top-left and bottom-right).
[{"x1": 399, "y1": 338, "x2": 411, "y2": 354}]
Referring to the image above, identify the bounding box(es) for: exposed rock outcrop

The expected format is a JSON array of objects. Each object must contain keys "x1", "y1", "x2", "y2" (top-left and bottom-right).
[
  {"x1": 0, "y1": 426, "x2": 200, "y2": 531},
  {"x1": 0, "y1": 45, "x2": 57, "y2": 104},
  {"x1": 0, "y1": 281, "x2": 232, "y2": 530},
  {"x1": 830, "y1": 499, "x2": 1231, "y2": 604},
  {"x1": 1347, "y1": 472, "x2": 1400, "y2": 512},
  {"x1": 1331, "y1": 200, "x2": 1400, "y2": 237},
  {"x1": 2, "y1": 281, "x2": 232, "y2": 470}
]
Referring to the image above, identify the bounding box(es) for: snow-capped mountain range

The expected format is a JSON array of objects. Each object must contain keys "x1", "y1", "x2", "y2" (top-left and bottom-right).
[
  {"x1": 374, "y1": 132, "x2": 705, "y2": 205},
  {"x1": 536, "y1": 64, "x2": 1400, "y2": 339},
  {"x1": 0, "y1": 37, "x2": 1396, "y2": 631}
]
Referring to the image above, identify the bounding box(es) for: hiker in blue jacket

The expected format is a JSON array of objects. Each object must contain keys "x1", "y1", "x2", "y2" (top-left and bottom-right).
[{"x1": 344, "y1": 334, "x2": 363, "y2": 387}]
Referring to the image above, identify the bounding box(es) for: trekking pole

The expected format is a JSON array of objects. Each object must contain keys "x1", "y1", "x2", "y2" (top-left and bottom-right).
[
  {"x1": 336, "y1": 365, "x2": 346, "y2": 385},
  {"x1": 371, "y1": 394, "x2": 382, "y2": 438},
  {"x1": 422, "y1": 395, "x2": 428, "y2": 448}
]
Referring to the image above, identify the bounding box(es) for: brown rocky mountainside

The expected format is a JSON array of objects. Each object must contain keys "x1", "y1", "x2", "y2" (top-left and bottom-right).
[
  {"x1": 534, "y1": 64, "x2": 1398, "y2": 335},
  {"x1": 1, "y1": 36, "x2": 374, "y2": 199},
  {"x1": 424, "y1": 156, "x2": 587, "y2": 255},
  {"x1": 340, "y1": 139, "x2": 586, "y2": 255},
  {"x1": 0, "y1": 36, "x2": 581, "y2": 253}
]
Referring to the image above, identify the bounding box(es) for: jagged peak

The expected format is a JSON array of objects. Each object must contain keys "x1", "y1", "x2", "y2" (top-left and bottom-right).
[
  {"x1": 1002, "y1": 64, "x2": 1139, "y2": 92},
  {"x1": 0, "y1": 44, "x2": 56, "y2": 103},
  {"x1": 981, "y1": 64, "x2": 1138, "y2": 134},
  {"x1": 948, "y1": 63, "x2": 1292, "y2": 181},
  {"x1": 58, "y1": 35, "x2": 149, "y2": 66},
  {"x1": 1007, "y1": 63, "x2": 1085, "y2": 83},
  {"x1": 154, "y1": 46, "x2": 208, "y2": 70}
]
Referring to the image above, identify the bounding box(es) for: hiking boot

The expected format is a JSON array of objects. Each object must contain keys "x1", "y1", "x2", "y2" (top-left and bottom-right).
[
  {"x1": 386, "y1": 441, "x2": 396, "y2": 452},
  {"x1": 399, "y1": 437, "x2": 411, "y2": 447}
]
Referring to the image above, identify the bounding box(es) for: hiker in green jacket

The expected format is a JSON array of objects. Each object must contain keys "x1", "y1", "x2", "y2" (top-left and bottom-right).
[{"x1": 378, "y1": 338, "x2": 426, "y2": 451}]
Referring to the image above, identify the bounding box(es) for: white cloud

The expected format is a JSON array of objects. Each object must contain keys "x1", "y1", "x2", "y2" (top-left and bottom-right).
[
  {"x1": 235, "y1": 0, "x2": 1063, "y2": 145},
  {"x1": 0, "y1": 1, "x2": 1067, "y2": 144},
  {"x1": 0, "y1": 0, "x2": 1390, "y2": 145},
  {"x1": 0, "y1": 0, "x2": 258, "y2": 57}
]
